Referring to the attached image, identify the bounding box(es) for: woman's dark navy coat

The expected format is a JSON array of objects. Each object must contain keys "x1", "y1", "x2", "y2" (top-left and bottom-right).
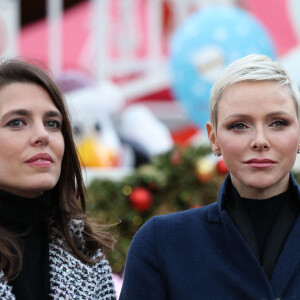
[{"x1": 120, "y1": 174, "x2": 300, "y2": 299}]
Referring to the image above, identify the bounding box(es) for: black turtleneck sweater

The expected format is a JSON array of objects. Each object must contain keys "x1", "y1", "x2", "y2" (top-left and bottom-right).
[
  {"x1": 0, "y1": 189, "x2": 53, "y2": 299},
  {"x1": 241, "y1": 191, "x2": 287, "y2": 257},
  {"x1": 231, "y1": 186, "x2": 287, "y2": 257},
  {"x1": 228, "y1": 183, "x2": 299, "y2": 278}
]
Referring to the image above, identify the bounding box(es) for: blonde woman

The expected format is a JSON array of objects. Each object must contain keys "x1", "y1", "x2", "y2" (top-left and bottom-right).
[{"x1": 120, "y1": 54, "x2": 300, "y2": 299}]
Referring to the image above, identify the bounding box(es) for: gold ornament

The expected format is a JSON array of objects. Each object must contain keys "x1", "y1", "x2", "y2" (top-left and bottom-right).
[{"x1": 195, "y1": 157, "x2": 215, "y2": 182}]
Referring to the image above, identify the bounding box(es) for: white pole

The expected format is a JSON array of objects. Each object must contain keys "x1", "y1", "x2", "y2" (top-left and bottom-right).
[
  {"x1": 200, "y1": 0, "x2": 236, "y2": 7},
  {"x1": 14, "y1": 0, "x2": 20, "y2": 56},
  {"x1": 173, "y1": 0, "x2": 188, "y2": 27},
  {"x1": 47, "y1": 0, "x2": 63, "y2": 75},
  {"x1": 0, "y1": 0, "x2": 20, "y2": 58},
  {"x1": 288, "y1": 0, "x2": 300, "y2": 42},
  {"x1": 147, "y1": 0, "x2": 162, "y2": 69},
  {"x1": 92, "y1": 0, "x2": 108, "y2": 82}
]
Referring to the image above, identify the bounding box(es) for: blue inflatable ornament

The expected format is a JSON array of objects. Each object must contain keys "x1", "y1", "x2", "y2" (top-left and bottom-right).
[{"x1": 170, "y1": 5, "x2": 276, "y2": 129}]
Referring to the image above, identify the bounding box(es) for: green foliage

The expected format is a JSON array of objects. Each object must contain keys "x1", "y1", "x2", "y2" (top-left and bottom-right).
[{"x1": 86, "y1": 145, "x2": 228, "y2": 273}]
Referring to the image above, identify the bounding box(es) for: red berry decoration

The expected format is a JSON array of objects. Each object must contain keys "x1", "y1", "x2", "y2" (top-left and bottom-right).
[
  {"x1": 171, "y1": 148, "x2": 182, "y2": 166},
  {"x1": 129, "y1": 187, "x2": 153, "y2": 212},
  {"x1": 216, "y1": 159, "x2": 228, "y2": 175},
  {"x1": 191, "y1": 204, "x2": 202, "y2": 209}
]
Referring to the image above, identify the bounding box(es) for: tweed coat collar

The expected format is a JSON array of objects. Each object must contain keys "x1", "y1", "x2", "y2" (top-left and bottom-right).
[{"x1": 0, "y1": 219, "x2": 116, "y2": 300}]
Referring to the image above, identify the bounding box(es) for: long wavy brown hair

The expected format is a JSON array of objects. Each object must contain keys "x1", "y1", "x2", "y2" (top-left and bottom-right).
[{"x1": 0, "y1": 58, "x2": 116, "y2": 280}]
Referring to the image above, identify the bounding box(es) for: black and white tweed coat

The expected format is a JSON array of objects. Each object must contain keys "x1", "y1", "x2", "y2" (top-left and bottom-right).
[{"x1": 0, "y1": 219, "x2": 116, "y2": 300}]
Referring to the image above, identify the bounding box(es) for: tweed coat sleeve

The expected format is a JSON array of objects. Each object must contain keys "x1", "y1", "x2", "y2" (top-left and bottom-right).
[
  {"x1": 0, "y1": 271, "x2": 15, "y2": 300},
  {"x1": 48, "y1": 219, "x2": 116, "y2": 300}
]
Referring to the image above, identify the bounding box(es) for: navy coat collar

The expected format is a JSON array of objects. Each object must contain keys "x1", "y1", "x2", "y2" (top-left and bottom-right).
[{"x1": 213, "y1": 172, "x2": 300, "y2": 297}]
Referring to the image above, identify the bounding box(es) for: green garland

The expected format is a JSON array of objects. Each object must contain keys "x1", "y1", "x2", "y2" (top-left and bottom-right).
[{"x1": 86, "y1": 145, "x2": 226, "y2": 273}]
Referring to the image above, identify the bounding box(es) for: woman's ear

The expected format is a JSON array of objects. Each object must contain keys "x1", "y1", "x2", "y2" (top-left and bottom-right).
[{"x1": 206, "y1": 121, "x2": 220, "y2": 154}]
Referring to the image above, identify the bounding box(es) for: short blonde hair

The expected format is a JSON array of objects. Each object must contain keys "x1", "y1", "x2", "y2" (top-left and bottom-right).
[{"x1": 209, "y1": 54, "x2": 300, "y2": 128}]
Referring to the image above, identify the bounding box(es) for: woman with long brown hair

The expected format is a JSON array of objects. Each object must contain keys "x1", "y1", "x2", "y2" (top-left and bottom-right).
[{"x1": 0, "y1": 58, "x2": 116, "y2": 299}]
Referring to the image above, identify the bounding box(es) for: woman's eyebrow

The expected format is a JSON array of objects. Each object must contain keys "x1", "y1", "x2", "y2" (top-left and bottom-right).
[
  {"x1": 1, "y1": 109, "x2": 62, "y2": 120},
  {"x1": 44, "y1": 110, "x2": 63, "y2": 119},
  {"x1": 224, "y1": 111, "x2": 293, "y2": 121},
  {"x1": 224, "y1": 113, "x2": 249, "y2": 121},
  {"x1": 1, "y1": 109, "x2": 30, "y2": 119},
  {"x1": 266, "y1": 111, "x2": 292, "y2": 117}
]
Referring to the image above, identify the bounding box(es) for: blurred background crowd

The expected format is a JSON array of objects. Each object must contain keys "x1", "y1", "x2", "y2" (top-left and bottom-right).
[{"x1": 2, "y1": 0, "x2": 300, "y2": 297}]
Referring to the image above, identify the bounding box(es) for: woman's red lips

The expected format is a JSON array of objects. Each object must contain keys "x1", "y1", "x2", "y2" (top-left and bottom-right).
[
  {"x1": 26, "y1": 153, "x2": 53, "y2": 167},
  {"x1": 27, "y1": 153, "x2": 53, "y2": 163},
  {"x1": 245, "y1": 159, "x2": 276, "y2": 168}
]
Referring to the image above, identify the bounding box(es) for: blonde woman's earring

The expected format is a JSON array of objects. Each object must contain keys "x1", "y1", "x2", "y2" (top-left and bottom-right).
[{"x1": 297, "y1": 149, "x2": 300, "y2": 154}]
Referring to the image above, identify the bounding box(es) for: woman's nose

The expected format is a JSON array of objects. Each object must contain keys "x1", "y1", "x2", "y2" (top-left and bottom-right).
[
  {"x1": 30, "y1": 124, "x2": 49, "y2": 146},
  {"x1": 250, "y1": 127, "x2": 270, "y2": 151}
]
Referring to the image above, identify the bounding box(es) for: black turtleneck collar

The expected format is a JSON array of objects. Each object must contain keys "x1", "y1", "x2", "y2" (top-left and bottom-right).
[
  {"x1": 231, "y1": 185, "x2": 287, "y2": 258},
  {"x1": 0, "y1": 189, "x2": 54, "y2": 232},
  {"x1": 0, "y1": 189, "x2": 56, "y2": 300},
  {"x1": 226, "y1": 180, "x2": 299, "y2": 279}
]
